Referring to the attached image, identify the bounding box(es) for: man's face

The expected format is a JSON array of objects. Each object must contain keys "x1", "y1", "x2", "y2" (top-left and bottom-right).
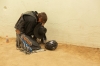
[
  {"x1": 38, "y1": 17, "x2": 45, "y2": 26},
  {"x1": 38, "y1": 17, "x2": 42, "y2": 23}
]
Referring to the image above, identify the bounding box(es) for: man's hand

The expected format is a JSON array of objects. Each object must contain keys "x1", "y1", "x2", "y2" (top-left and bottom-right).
[{"x1": 15, "y1": 29, "x2": 21, "y2": 34}]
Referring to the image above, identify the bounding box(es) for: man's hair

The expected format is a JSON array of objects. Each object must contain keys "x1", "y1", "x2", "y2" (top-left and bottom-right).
[{"x1": 38, "y1": 12, "x2": 47, "y2": 23}]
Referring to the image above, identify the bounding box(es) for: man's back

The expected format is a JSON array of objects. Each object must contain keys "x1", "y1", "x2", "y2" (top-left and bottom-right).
[
  {"x1": 23, "y1": 15, "x2": 37, "y2": 36},
  {"x1": 15, "y1": 11, "x2": 38, "y2": 36}
]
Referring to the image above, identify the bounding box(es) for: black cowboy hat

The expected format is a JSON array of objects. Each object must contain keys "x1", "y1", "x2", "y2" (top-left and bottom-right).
[{"x1": 34, "y1": 23, "x2": 47, "y2": 39}]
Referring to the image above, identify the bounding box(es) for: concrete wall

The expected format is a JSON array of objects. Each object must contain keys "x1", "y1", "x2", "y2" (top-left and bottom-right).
[{"x1": 0, "y1": 0, "x2": 100, "y2": 48}]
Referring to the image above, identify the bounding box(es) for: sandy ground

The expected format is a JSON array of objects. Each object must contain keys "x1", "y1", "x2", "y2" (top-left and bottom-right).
[{"x1": 0, "y1": 37, "x2": 100, "y2": 66}]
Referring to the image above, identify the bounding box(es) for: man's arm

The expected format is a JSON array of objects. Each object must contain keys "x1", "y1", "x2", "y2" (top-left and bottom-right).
[{"x1": 15, "y1": 14, "x2": 25, "y2": 34}]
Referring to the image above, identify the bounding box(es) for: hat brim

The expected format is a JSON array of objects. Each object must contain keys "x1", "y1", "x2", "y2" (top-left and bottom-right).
[{"x1": 34, "y1": 23, "x2": 45, "y2": 39}]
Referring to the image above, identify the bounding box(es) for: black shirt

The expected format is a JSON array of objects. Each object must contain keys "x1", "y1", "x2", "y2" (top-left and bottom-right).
[{"x1": 23, "y1": 15, "x2": 37, "y2": 36}]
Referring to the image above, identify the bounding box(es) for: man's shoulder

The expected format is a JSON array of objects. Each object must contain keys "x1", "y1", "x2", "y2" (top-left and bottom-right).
[
  {"x1": 23, "y1": 11, "x2": 33, "y2": 15},
  {"x1": 23, "y1": 11, "x2": 37, "y2": 18}
]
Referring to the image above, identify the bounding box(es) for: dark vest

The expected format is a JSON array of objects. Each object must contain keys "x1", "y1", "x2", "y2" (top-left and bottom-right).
[
  {"x1": 23, "y1": 11, "x2": 37, "y2": 21},
  {"x1": 15, "y1": 11, "x2": 37, "y2": 33}
]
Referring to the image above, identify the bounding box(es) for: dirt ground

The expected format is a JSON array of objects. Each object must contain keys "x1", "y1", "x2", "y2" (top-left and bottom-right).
[{"x1": 0, "y1": 37, "x2": 100, "y2": 66}]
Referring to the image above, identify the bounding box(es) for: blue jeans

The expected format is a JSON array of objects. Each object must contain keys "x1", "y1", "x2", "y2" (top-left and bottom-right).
[{"x1": 16, "y1": 33, "x2": 41, "y2": 50}]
